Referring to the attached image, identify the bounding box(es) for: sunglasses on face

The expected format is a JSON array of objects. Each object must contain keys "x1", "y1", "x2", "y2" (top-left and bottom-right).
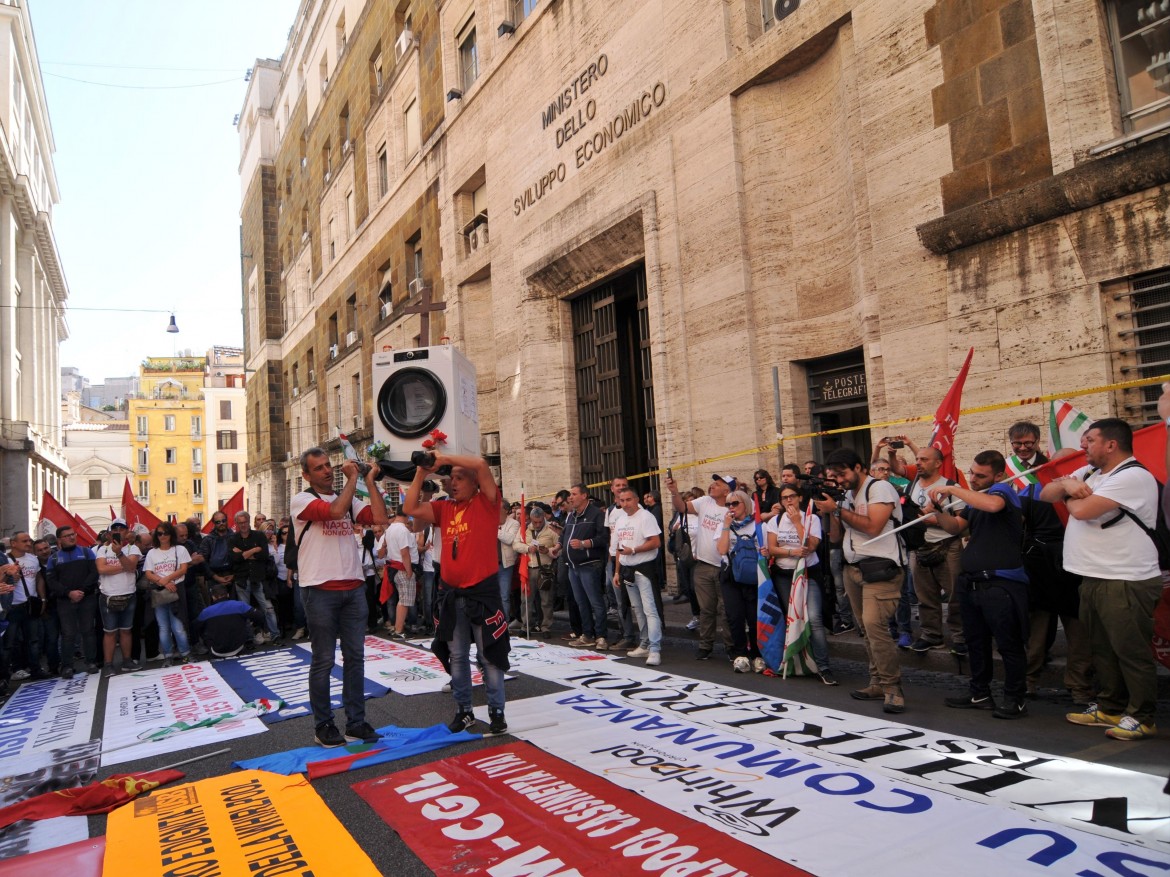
[{"x1": 727, "y1": 501, "x2": 743, "y2": 507}]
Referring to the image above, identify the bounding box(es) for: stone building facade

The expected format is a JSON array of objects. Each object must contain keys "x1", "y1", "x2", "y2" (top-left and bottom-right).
[
  {"x1": 240, "y1": 0, "x2": 1170, "y2": 511},
  {"x1": 0, "y1": 0, "x2": 70, "y2": 539}
]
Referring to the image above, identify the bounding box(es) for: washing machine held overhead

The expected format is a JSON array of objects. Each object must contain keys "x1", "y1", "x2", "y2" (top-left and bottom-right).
[{"x1": 371, "y1": 346, "x2": 480, "y2": 482}]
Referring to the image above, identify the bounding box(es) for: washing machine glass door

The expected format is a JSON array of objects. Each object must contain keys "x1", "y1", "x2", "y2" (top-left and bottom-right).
[{"x1": 377, "y1": 367, "x2": 447, "y2": 438}]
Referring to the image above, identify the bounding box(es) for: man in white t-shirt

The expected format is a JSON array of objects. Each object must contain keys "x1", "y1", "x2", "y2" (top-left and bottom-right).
[
  {"x1": 96, "y1": 519, "x2": 143, "y2": 676},
  {"x1": 814, "y1": 448, "x2": 906, "y2": 714},
  {"x1": 290, "y1": 447, "x2": 388, "y2": 748},
  {"x1": 1040, "y1": 418, "x2": 1161, "y2": 741},
  {"x1": 667, "y1": 473, "x2": 736, "y2": 660},
  {"x1": 383, "y1": 509, "x2": 418, "y2": 640},
  {"x1": 4, "y1": 532, "x2": 47, "y2": 680},
  {"x1": 906, "y1": 446, "x2": 965, "y2": 654},
  {"x1": 605, "y1": 476, "x2": 637, "y2": 650},
  {"x1": 610, "y1": 487, "x2": 663, "y2": 665}
]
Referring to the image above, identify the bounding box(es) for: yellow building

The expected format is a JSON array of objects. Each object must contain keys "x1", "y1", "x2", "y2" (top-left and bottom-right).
[{"x1": 127, "y1": 356, "x2": 208, "y2": 523}]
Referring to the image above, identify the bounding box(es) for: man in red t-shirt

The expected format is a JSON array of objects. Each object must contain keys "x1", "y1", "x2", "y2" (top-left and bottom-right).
[
  {"x1": 405, "y1": 452, "x2": 508, "y2": 735},
  {"x1": 291, "y1": 448, "x2": 387, "y2": 748}
]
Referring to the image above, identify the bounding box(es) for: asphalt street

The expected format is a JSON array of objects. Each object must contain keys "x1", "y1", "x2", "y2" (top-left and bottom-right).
[{"x1": 67, "y1": 597, "x2": 1170, "y2": 876}]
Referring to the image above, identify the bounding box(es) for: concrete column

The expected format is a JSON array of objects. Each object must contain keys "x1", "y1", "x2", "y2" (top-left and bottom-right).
[
  {"x1": 15, "y1": 243, "x2": 34, "y2": 425},
  {"x1": 0, "y1": 198, "x2": 15, "y2": 423}
]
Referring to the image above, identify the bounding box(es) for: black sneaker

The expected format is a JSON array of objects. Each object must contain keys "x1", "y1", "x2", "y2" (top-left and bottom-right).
[
  {"x1": 950, "y1": 643, "x2": 969, "y2": 657},
  {"x1": 121, "y1": 660, "x2": 141, "y2": 672},
  {"x1": 910, "y1": 638, "x2": 944, "y2": 653},
  {"x1": 695, "y1": 648, "x2": 712, "y2": 661},
  {"x1": 60, "y1": 666, "x2": 75, "y2": 680},
  {"x1": 314, "y1": 721, "x2": 346, "y2": 748},
  {"x1": 488, "y1": 708, "x2": 507, "y2": 735},
  {"x1": 817, "y1": 669, "x2": 840, "y2": 686},
  {"x1": 448, "y1": 709, "x2": 477, "y2": 733},
  {"x1": 101, "y1": 663, "x2": 115, "y2": 678},
  {"x1": 993, "y1": 699, "x2": 1028, "y2": 720},
  {"x1": 345, "y1": 721, "x2": 380, "y2": 743},
  {"x1": 944, "y1": 694, "x2": 996, "y2": 710},
  {"x1": 830, "y1": 621, "x2": 855, "y2": 636}
]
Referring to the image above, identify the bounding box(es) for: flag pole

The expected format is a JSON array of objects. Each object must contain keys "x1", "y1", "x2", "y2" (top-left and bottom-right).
[
  {"x1": 154, "y1": 747, "x2": 232, "y2": 772},
  {"x1": 858, "y1": 463, "x2": 1048, "y2": 546}
]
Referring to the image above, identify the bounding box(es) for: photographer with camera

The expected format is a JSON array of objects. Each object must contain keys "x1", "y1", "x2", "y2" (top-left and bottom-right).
[
  {"x1": 404, "y1": 451, "x2": 509, "y2": 736},
  {"x1": 814, "y1": 449, "x2": 907, "y2": 714},
  {"x1": 291, "y1": 448, "x2": 388, "y2": 748}
]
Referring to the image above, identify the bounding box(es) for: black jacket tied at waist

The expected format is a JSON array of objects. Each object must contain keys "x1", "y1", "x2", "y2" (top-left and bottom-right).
[{"x1": 432, "y1": 574, "x2": 511, "y2": 673}]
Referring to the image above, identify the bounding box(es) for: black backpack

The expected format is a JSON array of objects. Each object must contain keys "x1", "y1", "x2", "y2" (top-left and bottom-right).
[
  {"x1": 897, "y1": 475, "x2": 955, "y2": 553},
  {"x1": 1089, "y1": 461, "x2": 1170, "y2": 571}
]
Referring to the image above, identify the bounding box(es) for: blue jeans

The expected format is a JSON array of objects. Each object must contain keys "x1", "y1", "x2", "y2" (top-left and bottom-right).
[
  {"x1": 497, "y1": 564, "x2": 514, "y2": 619},
  {"x1": 568, "y1": 563, "x2": 606, "y2": 639},
  {"x1": 235, "y1": 577, "x2": 280, "y2": 638},
  {"x1": 292, "y1": 578, "x2": 306, "y2": 629},
  {"x1": 623, "y1": 571, "x2": 661, "y2": 651},
  {"x1": 891, "y1": 565, "x2": 915, "y2": 637},
  {"x1": 421, "y1": 570, "x2": 436, "y2": 627},
  {"x1": 829, "y1": 548, "x2": 852, "y2": 624},
  {"x1": 777, "y1": 566, "x2": 831, "y2": 672},
  {"x1": 155, "y1": 604, "x2": 190, "y2": 657},
  {"x1": 449, "y1": 594, "x2": 505, "y2": 711},
  {"x1": 301, "y1": 585, "x2": 367, "y2": 728}
]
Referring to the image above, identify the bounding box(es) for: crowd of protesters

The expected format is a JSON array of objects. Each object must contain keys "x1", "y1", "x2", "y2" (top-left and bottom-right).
[{"x1": 1, "y1": 408, "x2": 1164, "y2": 744}]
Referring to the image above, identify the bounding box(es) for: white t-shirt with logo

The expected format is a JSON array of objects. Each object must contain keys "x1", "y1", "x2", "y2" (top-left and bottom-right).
[
  {"x1": 11, "y1": 553, "x2": 41, "y2": 606},
  {"x1": 97, "y1": 544, "x2": 143, "y2": 596},
  {"x1": 909, "y1": 475, "x2": 964, "y2": 544},
  {"x1": 1063, "y1": 459, "x2": 1160, "y2": 581},
  {"x1": 691, "y1": 496, "x2": 730, "y2": 567},
  {"x1": 611, "y1": 507, "x2": 662, "y2": 566},
  {"x1": 290, "y1": 491, "x2": 372, "y2": 587},
  {"x1": 144, "y1": 546, "x2": 192, "y2": 585},
  {"x1": 764, "y1": 513, "x2": 823, "y2": 570},
  {"x1": 842, "y1": 477, "x2": 903, "y2": 564}
]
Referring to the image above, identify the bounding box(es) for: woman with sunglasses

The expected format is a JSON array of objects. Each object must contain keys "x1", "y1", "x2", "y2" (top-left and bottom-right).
[
  {"x1": 143, "y1": 521, "x2": 192, "y2": 666},
  {"x1": 752, "y1": 470, "x2": 781, "y2": 523},
  {"x1": 716, "y1": 489, "x2": 763, "y2": 673},
  {"x1": 764, "y1": 486, "x2": 837, "y2": 685}
]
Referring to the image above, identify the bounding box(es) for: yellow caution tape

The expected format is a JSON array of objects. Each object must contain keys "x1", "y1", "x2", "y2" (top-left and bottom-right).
[{"x1": 554, "y1": 371, "x2": 1170, "y2": 494}]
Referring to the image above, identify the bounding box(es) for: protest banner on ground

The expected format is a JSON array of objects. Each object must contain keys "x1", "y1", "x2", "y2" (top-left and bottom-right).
[
  {"x1": 0, "y1": 816, "x2": 90, "y2": 863},
  {"x1": 497, "y1": 638, "x2": 614, "y2": 670},
  {"x1": 506, "y1": 694, "x2": 1169, "y2": 876},
  {"x1": 299, "y1": 636, "x2": 511, "y2": 696},
  {"x1": 354, "y1": 741, "x2": 793, "y2": 877},
  {"x1": 104, "y1": 769, "x2": 380, "y2": 875},
  {"x1": 0, "y1": 739, "x2": 101, "y2": 858},
  {"x1": 101, "y1": 663, "x2": 268, "y2": 766},
  {"x1": 212, "y1": 646, "x2": 389, "y2": 723},
  {"x1": 517, "y1": 661, "x2": 1170, "y2": 849},
  {"x1": 0, "y1": 674, "x2": 100, "y2": 760},
  {"x1": 0, "y1": 836, "x2": 104, "y2": 877}
]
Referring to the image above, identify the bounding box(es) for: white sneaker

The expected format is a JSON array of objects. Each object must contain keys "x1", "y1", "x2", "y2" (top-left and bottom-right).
[
  {"x1": 253, "y1": 632, "x2": 269, "y2": 645},
  {"x1": 732, "y1": 656, "x2": 751, "y2": 673},
  {"x1": 442, "y1": 681, "x2": 452, "y2": 693},
  {"x1": 291, "y1": 628, "x2": 306, "y2": 641},
  {"x1": 752, "y1": 657, "x2": 767, "y2": 674},
  {"x1": 627, "y1": 646, "x2": 649, "y2": 658},
  {"x1": 646, "y1": 652, "x2": 661, "y2": 666},
  {"x1": 685, "y1": 616, "x2": 700, "y2": 631},
  {"x1": 11, "y1": 669, "x2": 30, "y2": 680}
]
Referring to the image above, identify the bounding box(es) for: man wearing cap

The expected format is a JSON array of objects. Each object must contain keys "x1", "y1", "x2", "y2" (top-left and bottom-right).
[
  {"x1": 96, "y1": 519, "x2": 143, "y2": 675},
  {"x1": 666, "y1": 473, "x2": 735, "y2": 660}
]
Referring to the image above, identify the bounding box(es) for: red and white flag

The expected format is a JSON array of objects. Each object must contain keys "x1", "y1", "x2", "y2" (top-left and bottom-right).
[
  {"x1": 121, "y1": 479, "x2": 162, "y2": 531},
  {"x1": 929, "y1": 347, "x2": 974, "y2": 483},
  {"x1": 201, "y1": 486, "x2": 244, "y2": 534}
]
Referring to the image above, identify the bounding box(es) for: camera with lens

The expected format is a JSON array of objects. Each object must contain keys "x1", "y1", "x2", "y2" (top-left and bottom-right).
[
  {"x1": 410, "y1": 449, "x2": 453, "y2": 476},
  {"x1": 796, "y1": 473, "x2": 846, "y2": 504},
  {"x1": 354, "y1": 461, "x2": 373, "y2": 478}
]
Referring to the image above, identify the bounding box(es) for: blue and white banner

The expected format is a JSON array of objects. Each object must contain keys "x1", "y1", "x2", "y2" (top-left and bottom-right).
[
  {"x1": 508, "y1": 693, "x2": 1170, "y2": 876},
  {"x1": 515, "y1": 662, "x2": 1170, "y2": 851},
  {"x1": 0, "y1": 738, "x2": 101, "y2": 858},
  {"x1": 0, "y1": 674, "x2": 100, "y2": 760},
  {"x1": 213, "y1": 647, "x2": 389, "y2": 723}
]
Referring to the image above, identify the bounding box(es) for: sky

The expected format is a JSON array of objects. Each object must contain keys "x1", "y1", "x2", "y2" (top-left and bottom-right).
[{"x1": 29, "y1": 0, "x2": 300, "y2": 383}]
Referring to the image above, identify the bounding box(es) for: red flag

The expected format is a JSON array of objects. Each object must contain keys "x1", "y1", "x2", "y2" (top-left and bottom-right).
[
  {"x1": 38, "y1": 491, "x2": 77, "y2": 536},
  {"x1": 71, "y1": 514, "x2": 100, "y2": 548},
  {"x1": 109, "y1": 505, "x2": 117, "y2": 521},
  {"x1": 928, "y1": 347, "x2": 974, "y2": 483},
  {"x1": 203, "y1": 486, "x2": 245, "y2": 534},
  {"x1": 1030, "y1": 423, "x2": 1166, "y2": 486},
  {"x1": 121, "y1": 479, "x2": 162, "y2": 531},
  {"x1": 517, "y1": 492, "x2": 529, "y2": 599},
  {"x1": 0, "y1": 769, "x2": 183, "y2": 828}
]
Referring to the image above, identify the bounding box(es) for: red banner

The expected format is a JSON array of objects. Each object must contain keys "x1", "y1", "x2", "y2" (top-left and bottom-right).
[
  {"x1": 120, "y1": 479, "x2": 162, "y2": 531},
  {"x1": 0, "y1": 837, "x2": 105, "y2": 877},
  {"x1": 929, "y1": 347, "x2": 973, "y2": 483},
  {"x1": 202, "y1": 486, "x2": 244, "y2": 534},
  {"x1": 354, "y1": 742, "x2": 802, "y2": 877},
  {"x1": 518, "y1": 492, "x2": 530, "y2": 598}
]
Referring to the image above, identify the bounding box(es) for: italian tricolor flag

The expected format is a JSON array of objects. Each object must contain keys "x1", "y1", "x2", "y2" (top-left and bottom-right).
[{"x1": 1048, "y1": 399, "x2": 1091, "y2": 455}]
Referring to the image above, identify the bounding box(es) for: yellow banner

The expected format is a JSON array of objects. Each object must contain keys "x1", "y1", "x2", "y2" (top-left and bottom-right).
[{"x1": 104, "y1": 769, "x2": 380, "y2": 877}]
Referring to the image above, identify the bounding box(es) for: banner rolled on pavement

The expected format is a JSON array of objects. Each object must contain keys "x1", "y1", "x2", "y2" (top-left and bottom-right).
[{"x1": 0, "y1": 675, "x2": 100, "y2": 761}]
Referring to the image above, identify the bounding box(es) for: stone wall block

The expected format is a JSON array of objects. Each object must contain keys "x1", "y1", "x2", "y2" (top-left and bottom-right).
[
  {"x1": 941, "y1": 160, "x2": 991, "y2": 212},
  {"x1": 925, "y1": 0, "x2": 978, "y2": 48},
  {"x1": 1007, "y1": 83, "x2": 1049, "y2": 145},
  {"x1": 998, "y1": 0, "x2": 1036, "y2": 47},
  {"x1": 950, "y1": 98, "x2": 1011, "y2": 166},
  {"x1": 931, "y1": 67, "x2": 980, "y2": 126},
  {"x1": 977, "y1": 37, "x2": 1042, "y2": 105},
  {"x1": 988, "y1": 135, "x2": 1053, "y2": 195},
  {"x1": 940, "y1": 10, "x2": 1002, "y2": 79}
]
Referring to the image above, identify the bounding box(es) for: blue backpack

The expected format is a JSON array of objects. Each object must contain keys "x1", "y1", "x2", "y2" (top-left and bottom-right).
[{"x1": 728, "y1": 525, "x2": 760, "y2": 584}]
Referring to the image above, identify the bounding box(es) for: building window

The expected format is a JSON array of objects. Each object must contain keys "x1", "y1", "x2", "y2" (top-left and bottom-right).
[
  {"x1": 1105, "y1": 1, "x2": 1170, "y2": 133},
  {"x1": 136, "y1": 415, "x2": 148, "y2": 438},
  {"x1": 323, "y1": 139, "x2": 333, "y2": 180},
  {"x1": 459, "y1": 22, "x2": 478, "y2": 91},
  {"x1": 216, "y1": 430, "x2": 238, "y2": 450},
  {"x1": 220, "y1": 400, "x2": 232, "y2": 420},
  {"x1": 137, "y1": 448, "x2": 149, "y2": 474},
  {"x1": 190, "y1": 415, "x2": 201, "y2": 437},
  {"x1": 345, "y1": 190, "x2": 354, "y2": 237},
  {"x1": 334, "y1": 384, "x2": 343, "y2": 428},
  {"x1": 370, "y1": 46, "x2": 384, "y2": 96},
  {"x1": 193, "y1": 447, "x2": 203, "y2": 472},
  {"x1": 217, "y1": 462, "x2": 239, "y2": 483},
  {"x1": 404, "y1": 96, "x2": 420, "y2": 158},
  {"x1": 413, "y1": 242, "x2": 424, "y2": 282},
  {"x1": 164, "y1": 415, "x2": 176, "y2": 431},
  {"x1": 377, "y1": 145, "x2": 388, "y2": 198},
  {"x1": 339, "y1": 103, "x2": 350, "y2": 149},
  {"x1": 319, "y1": 55, "x2": 329, "y2": 93},
  {"x1": 138, "y1": 481, "x2": 149, "y2": 503},
  {"x1": 166, "y1": 478, "x2": 177, "y2": 495},
  {"x1": 165, "y1": 447, "x2": 177, "y2": 464},
  {"x1": 353, "y1": 372, "x2": 363, "y2": 422},
  {"x1": 193, "y1": 478, "x2": 203, "y2": 500},
  {"x1": 329, "y1": 218, "x2": 336, "y2": 261},
  {"x1": 510, "y1": 0, "x2": 539, "y2": 24},
  {"x1": 88, "y1": 479, "x2": 102, "y2": 500},
  {"x1": 336, "y1": 12, "x2": 347, "y2": 55}
]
